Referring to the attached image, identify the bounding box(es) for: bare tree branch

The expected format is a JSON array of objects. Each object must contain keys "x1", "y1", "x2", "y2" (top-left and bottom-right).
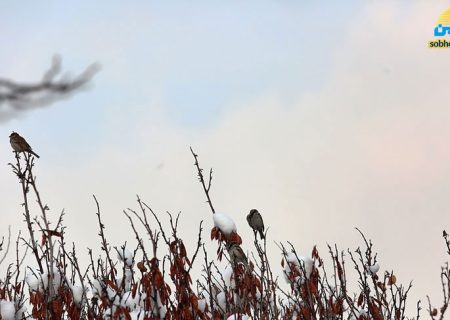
[
  {"x1": 0, "y1": 225, "x2": 11, "y2": 265},
  {"x1": 190, "y1": 147, "x2": 215, "y2": 214},
  {"x1": 0, "y1": 55, "x2": 99, "y2": 122}
]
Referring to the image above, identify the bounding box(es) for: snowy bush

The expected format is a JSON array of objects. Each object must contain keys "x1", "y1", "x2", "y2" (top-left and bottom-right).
[{"x1": 0, "y1": 149, "x2": 448, "y2": 319}]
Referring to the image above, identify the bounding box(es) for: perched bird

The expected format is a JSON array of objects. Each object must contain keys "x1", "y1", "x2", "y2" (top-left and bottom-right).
[
  {"x1": 9, "y1": 132, "x2": 40, "y2": 158},
  {"x1": 226, "y1": 242, "x2": 248, "y2": 267},
  {"x1": 247, "y1": 209, "x2": 265, "y2": 239}
]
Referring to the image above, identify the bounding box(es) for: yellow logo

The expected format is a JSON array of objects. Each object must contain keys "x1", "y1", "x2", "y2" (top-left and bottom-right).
[{"x1": 429, "y1": 8, "x2": 450, "y2": 48}]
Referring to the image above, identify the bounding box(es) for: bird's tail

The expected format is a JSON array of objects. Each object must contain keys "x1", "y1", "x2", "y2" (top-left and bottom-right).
[
  {"x1": 259, "y1": 230, "x2": 265, "y2": 240},
  {"x1": 30, "y1": 151, "x2": 40, "y2": 158}
]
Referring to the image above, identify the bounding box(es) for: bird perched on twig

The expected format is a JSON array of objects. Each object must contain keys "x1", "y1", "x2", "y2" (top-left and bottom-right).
[
  {"x1": 226, "y1": 242, "x2": 248, "y2": 267},
  {"x1": 9, "y1": 132, "x2": 40, "y2": 158},
  {"x1": 247, "y1": 209, "x2": 265, "y2": 239}
]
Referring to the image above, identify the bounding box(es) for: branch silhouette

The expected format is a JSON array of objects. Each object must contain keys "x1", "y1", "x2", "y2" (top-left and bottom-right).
[{"x1": 0, "y1": 55, "x2": 99, "y2": 122}]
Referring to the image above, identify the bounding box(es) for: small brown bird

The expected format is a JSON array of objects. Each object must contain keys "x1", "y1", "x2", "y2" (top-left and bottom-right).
[
  {"x1": 226, "y1": 242, "x2": 248, "y2": 267},
  {"x1": 247, "y1": 209, "x2": 265, "y2": 239},
  {"x1": 9, "y1": 132, "x2": 40, "y2": 158}
]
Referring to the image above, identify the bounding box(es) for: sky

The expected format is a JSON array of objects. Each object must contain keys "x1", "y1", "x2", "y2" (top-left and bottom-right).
[{"x1": 1, "y1": 0, "x2": 449, "y2": 313}]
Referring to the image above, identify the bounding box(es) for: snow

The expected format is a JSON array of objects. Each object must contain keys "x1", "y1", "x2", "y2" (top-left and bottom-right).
[
  {"x1": 198, "y1": 298, "x2": 207, "y2": 312},
  {"x1": 155, "y1": 291, "x2": 167, "y2": 319},
  {"x1": 25, "y1": 270, "x2": 44, "y2": 292},
  {"x1": 216, "y1": 292, "x2": 227, "y2": 311},
  {"x1": 116, "y1": 268, "x2": 133, "y2": 291},
  {"x1": 129, "y1": 309, "x2": 145, "y2": 320},
  {"x1": 200, "y1": 290, "x2": 213, "y2": 310},
  {"x1": 25, "y1": 267, "x2": 62, "y2": 293},
  {"x1": 68, "y1": 283, "x2": 84, "y2": 305},
  {"x1": 227, "y1": 314, "x2": 250, "y2": 320},
  {"x1": 91, "y1": 279, "x2": 104, "y2": 297},
  {"x1": 369, "y1": 263, "x2": 380, "y2": 274},
  {"x1": 301, "y1": 256, "x2": 314, "y2": 277},
  {"x1": 284, "y1": 252, "x2": 314, "y2": 283},
  {"x1": 221, "y1": 265, "x2": 234, "y2": 288},
  {"x1": 121, "y1": 291, "x2": 136, "y2": 309},
  {"x1": 213, "y1": 213, "x2": 237, "y2": 236},
  {"x1": 117, "y1": 247, "x2": 134, "y2": 267},
  {"x1": 121, "y1": 291, "x2": 146, "y2": 310},
  {"x1": 0, "y1": 300, "x2": 16, "y2": 320},
  {"x1": 106, "y1": 286, "x2": 118, "y2": 301},
  {"x1": 350, "y1": 309, "x2": 368, "y2": 320},
  {"x1": 103, "y1": 307, "x2": 112, "y2": 320},
  {"x1": 206, "y1": 264, "x2": 236, "y2": 299}
]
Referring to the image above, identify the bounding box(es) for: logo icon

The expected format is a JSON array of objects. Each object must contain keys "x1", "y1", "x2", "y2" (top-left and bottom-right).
[{"x1": 429, "y1": 8, "x2": 450, "y2": 48}]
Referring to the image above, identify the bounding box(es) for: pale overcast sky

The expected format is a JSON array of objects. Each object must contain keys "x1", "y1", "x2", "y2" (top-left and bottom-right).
[{"x1": 1, "y1": 1, "x2": 449, "y2": 311}]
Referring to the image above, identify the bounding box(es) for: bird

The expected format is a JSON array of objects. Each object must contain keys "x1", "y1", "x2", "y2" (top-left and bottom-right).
[
  {"x1": 226, "y1": 242, "x2": 248, "y2": 267},
  {"x1": 247, "y1": 209, "x2": 265, "y2": 239},
  {"x1": 9, "y1": 132, "x2": 40, "y2": 158}
]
